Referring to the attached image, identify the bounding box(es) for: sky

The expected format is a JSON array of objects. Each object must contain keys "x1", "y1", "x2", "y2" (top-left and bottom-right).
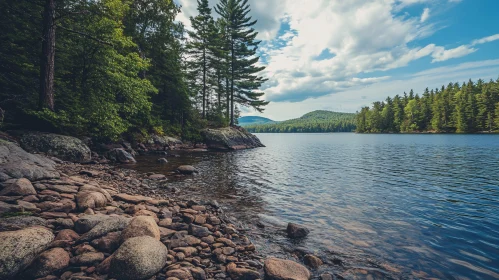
[{"x1": 175, "y1": 0, "x2": 499, "y2": 121}]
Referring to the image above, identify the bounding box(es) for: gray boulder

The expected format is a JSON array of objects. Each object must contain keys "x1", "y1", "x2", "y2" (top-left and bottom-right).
[
  {"x1": 110, "y1": 236, "x2": 169, "y2": 280},
  {"x1": 177, "y1": 165, "x2": 197, "y2": 175},
  {"x1": 74, "y1": 215, "x2": 110, "y2": 233},
  {"x1": 0, "y1": 226, "x2": 55, "y2": 279},
  {"x1": 0, "y1": 178, "x2": 37, "y2": 196},
  {"x1": 106, "y1": 148, "x2": 136, "y2": 163},
  {"x1": 287, "y1": 222, "x2": 310, "y2": 238},
  {"x1": 78, "y1": 216, "x2": 131, "y2": 242},
  {"x1": 0, "y1": 216, "x2": 49, "y2": 231},
  {"x1": 264, "y1": 258, "x2": 311, "y2": 280},
  {"x1": 20, "y1": 132, "x2": 91, "y2": 163},
  {"x1": 0, "y1": 140, "x2": 59, "y2": 182},
  {"x1": 201, "y1": 127, "x2": 265, "y2": 150}
]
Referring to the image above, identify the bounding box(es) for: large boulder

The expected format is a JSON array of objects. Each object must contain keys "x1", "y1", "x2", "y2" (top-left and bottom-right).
[
  {"x1": 287, "y1": 223, "x2": 310, "y2": 238},
  {"x1": 143, "y1": 134, "x2": 182, "y2": 151},
  {"x1": 0, "y1": 216, "x2": 49, "y2": 231},
  {"x1": 76, "y1": 191, "x2": 108, "y2": 210},
  {"x1": 0, "y1": 226, "x2": 55, "y2": 279},
  {"x1": 264, "y1": 258, "x2": 311, "y2": 280},
  {"x1": 0, "y1": 178, "x2": 36, "y2": 196},
  {"x1": 0, "y1": 140, "x2": 59, "y2": 182},
  {"x1": 121, "y1": 216, "x2": 160, "y2": 242},
  {"x1": 201, "y1": 127, "x2": 264, "y2": 150},
  {"x1": 78, "y1": 216, "x2": 131, "y2": 242},
  {"x1": 74, "y1": 214, "x2": 110, "y2": 233},
  {"x1": 21, "y1": 247, "x2": 70, "y2": 278},
  {"x1": 109, "y1": 236, "x2": 168, "y2": 280},
  {"x1": 106, "y1": 148, "x2": 136, "y2": 163},
  {"x1": 20, "y1": 132, "x2": 91, "y2": 163}
]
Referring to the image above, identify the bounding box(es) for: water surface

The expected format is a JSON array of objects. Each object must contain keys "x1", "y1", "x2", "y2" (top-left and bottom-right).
[{"x1": 129, "y1": 134, "x2": 499, "y2": 279}]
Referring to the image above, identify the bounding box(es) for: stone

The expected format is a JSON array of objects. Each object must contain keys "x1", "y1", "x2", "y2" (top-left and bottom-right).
[
  {"x1": 79, "y1": 170, "x2": 100, "y2": 177},
  {"x1": 52, "y1": 218, "x2": 74, "y2": 229},
  {"x1": 121, "y1": 216, "x2": 160, "y2": 242},
  {"x1": 190, "y1": 267, "x2": 207, "y2": 280},
  {"x1": 157, "y1": 158, "x2": 168, "y2": 164},
  {"x1": 0, "y1": 140, "x2": 59, "y2": 182},
  {"x1": 264, "y1": 258, "x2": 311, "y2": 280},
  {"x1": 177, "y1": 165, "x2": 197, "y2": 175},
  {"x1": 149, "y1": 174, "x2": 166, "y2": 180},
  {"x1": 76, "y1": 191, "x2": 107, "y2": 210},
  {"x1": 19, "y1": 132, "x2": 92, "y2": 162},
  {"x1": 227, "y1": 262, "x2": 261, "y2": 280},
  {"x1": 0, "y1": 216, "x2": 49, "y2": 231},
  {"x1": 70, "y1": 252, "x2": 105, "y2": 266},
  {"x1": 79, "y1": 184, "x2": 113, "y2": 203},
  {"x1": 166, "y1": 269, "x2": 192, "y2": 279},
  {"x1": 0, "y1": 226, "x2": 55, "y2": 279},
  {"x1": 22, "y1": 247, "x2": 70, "y2": 278},
  {"x1": 106, "y1": 148, "x2": 136, "y2": 163},
  {"x1": 40, "y1": 212, "x2": 68, "y2": 219},
  {"x1": 159, "y1": 227, "x2": 177, "y2": 238},
  {"x1": 0, "y1": 178, "x2": 37, "y2": 196},
  {"x1": 79, "y1": 216, "x2": 131, "y2": 242},
  {"x1": 201, "y1": 127, "x2": 265, "y2": 150},
  {"x1": 36, "y1": 199, "x2": 76, "y2": 213},
  {"x1": 320, "y1": 273, "x2": 333, "y2": 280},
  {"x1": 96, "y1": 255, "x2": 113, "y2": 275},
  {"x1": 74, "y1": 244, "x2": 96, "y2": 255},
  {"x1": 189, "y1": 224, "x2": 210, "y2": 238},
  {"x1": 110, "y1": 236, "x2": 168, "y2": 280},
  {"x1": 46, "y1": 184, "x2": 79, "y2": 194},
  {"x1": 74, "y1": 215, "x2": 110, "y2": 233},
  {"x1": 91, "y1": 231, "x2": 121, "y2": 253},
  {"x1": 16, "y1": 200, "x2": 39, "y2": 211},
  {"x1": 287, "y1": 223, "x2": 310, "y2": 238},
  {"x1": 114, "y1": 193, "x2": 152, "y2": 204},
  {"x1": 55, "y1": 229, "x2": 80, "y2": 241},
  {"x1": 303, "y1": 254, "x2": 323, "y2": 268}
]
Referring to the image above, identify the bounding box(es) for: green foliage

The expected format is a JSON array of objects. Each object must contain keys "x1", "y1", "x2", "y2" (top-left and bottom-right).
[
  {"x1": 356, "y1": 77, "x2": 499, "y2": 133},
  {"x1": 245, "y1": 110, "x2": 356, "y2": 133}
]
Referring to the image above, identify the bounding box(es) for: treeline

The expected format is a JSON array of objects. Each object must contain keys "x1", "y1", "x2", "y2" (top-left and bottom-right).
[
  {"x1": 245, "y1": 111, "x2": 356, "y2": 133},
  {"x1": 0, "y1": 0, "x2": 267, "y2": 141},
  {"x1": 356, "y1": 78, "x2": 499, "y2": 133}
]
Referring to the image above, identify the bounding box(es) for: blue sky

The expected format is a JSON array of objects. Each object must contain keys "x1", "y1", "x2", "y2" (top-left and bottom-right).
[{"x1": 177, "y1": 0, "x2": 499, "y2": 120}]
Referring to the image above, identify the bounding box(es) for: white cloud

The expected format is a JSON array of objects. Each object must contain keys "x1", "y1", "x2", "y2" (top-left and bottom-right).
[
  {"x1": 472, "y1": 34, "x2": 499, "y2": 46},
  {"x1": 431, "y1": 45, "x2": 477, "y2": 62},
  {"x1": 420, "y1": 8, "x2": 430, "y2": 23}
]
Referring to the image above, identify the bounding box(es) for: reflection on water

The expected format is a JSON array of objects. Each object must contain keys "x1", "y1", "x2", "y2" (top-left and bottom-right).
[{"x1": 127, "y1": 134, "x2": 499, "y2": 279}]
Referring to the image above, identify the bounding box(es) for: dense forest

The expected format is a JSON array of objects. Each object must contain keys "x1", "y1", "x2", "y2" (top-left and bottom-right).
[
  {"x1": 356, "y1": 78, "x2": 499, "y2": 133},
  {"x1": 245, "y1": 111, "x2": 356, "y2": 133},
  {"x1": 0, "y1": 0, "x2": 268, "y2": 141}
]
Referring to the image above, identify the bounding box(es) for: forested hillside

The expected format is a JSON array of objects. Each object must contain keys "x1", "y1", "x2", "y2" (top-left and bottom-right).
[
  {"x1": 0, "y1": 0, "x2": 268, "y2": 141},
  {"x1": 238, "y1": 116, "x2": 276, "y2": 126},
  {"x1": 245, "y1": 111, "x2": 356, "y2": 133},
  {"x1": 356, "y1": 78, "x2": 499, "y2": 133}
]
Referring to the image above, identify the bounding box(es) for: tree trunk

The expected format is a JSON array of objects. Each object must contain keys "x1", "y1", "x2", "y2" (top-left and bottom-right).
[
  {"x1": 40, "y1": 0, "x2": 56, "y2": 111},
  {"x1": 230, "y1": 41, "x2": 234, "y2": 126},
  {"x1": 202, "y1": 46, "x2": 206, "y2": 119}
]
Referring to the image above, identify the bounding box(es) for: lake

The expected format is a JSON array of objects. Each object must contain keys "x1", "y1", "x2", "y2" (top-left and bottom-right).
[{"x1": 130, "y1": 134, "x2": 499, "y2": 279}]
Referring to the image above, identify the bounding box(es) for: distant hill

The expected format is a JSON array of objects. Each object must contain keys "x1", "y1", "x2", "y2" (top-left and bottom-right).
[
  {"x1": 244, "y1": 110, "x2": 356, "y2": 133},
  {"x1": 238, "y1": 116, "x2": 276, "y2": 127}
]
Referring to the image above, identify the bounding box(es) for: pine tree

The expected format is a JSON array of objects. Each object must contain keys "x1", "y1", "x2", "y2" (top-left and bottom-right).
[
  {"x1": 215, "y1": 0, "x2": 268, "y2": 125},
  {"x1": 186, "y1": 0, "x2": 216, "y2": 119}
]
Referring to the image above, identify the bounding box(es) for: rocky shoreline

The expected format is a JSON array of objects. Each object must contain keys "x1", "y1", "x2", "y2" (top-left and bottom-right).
[{"x1": 0, "y1": 134, "x2": 326, "y2": 280}]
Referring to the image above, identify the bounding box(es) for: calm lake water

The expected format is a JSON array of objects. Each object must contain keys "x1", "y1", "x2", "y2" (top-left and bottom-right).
[{"x1": 130, "y1": 134, "x2": 499, "y2": 279}]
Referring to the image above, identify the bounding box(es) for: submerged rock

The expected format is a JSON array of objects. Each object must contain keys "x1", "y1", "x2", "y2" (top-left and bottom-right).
[
  {"x1": 201, "y1": 127, "x2": 265, "y2": 150},
  {"x1": 0, "y1": 226, "x2": 55, "y2": 279},
  {"x1": 287, "y1": 222, "x2": 310, "y2": 238},
  {"x1": 106, "y1": 148, "x2": 136, "y2": 163},
  {"x1": 304, "y1": 254, "x2": 323, "y2": 268},
  {"x1": 264, "y1": 258, "x2": 311, "y2": 280},
  {"x1": 0, "y1": 140, "x2": 59, "y2": 182},
  {"x1": 177, "y1": 165, "x2": 197, "y2": 175},
  {"x1": 19, "y1": 132, "x2": 91, "y2": 163},
  {"x1": 110, "y1": 236, "x2": 168, "y2": 280}
]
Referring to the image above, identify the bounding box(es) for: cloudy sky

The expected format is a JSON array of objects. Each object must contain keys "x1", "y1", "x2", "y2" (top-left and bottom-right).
[{"x1": 176, "y1": 0, "x2": 499, "y2": 121}]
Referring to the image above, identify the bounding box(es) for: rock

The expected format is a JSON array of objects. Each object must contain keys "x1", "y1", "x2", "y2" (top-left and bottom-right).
[
  {"x1": 16, "y1": 200, "x2": 39, "y2": 211},
  {"x1": 96, "y1": 255, "x2": 113, "y2": 275},
  {"x1": 149, "y1": 174, "x2": 166, "y2": 180},
  {"x1": 201, "y1": 127, "x2": 265, "y2": 150},
  {"x1": 40, "y1": 212, "x2": 68, "y2": 219},
  {"x1": 121, "y1": 216, "x2": 160, "y2": 242},
  {"x1": 91, "y1": 231, "x2": 121, "y2": 253},
  {"x1": 159, "y1": 227, "x2": 176, "y2": 238},
  {"x1": 79, "y1": 170, "x2": 100, "y2": 177},
  {"x1": 0, "y1": 140, "x2": 59, "y2": 182},
  {"x1": 106, "y1": 148, "x2": 136, "y2": 163},
  {"x1": 190, "y1": 267, "x2": 206, "y2": 280},
  {"x1": 320, "y1": 273, "x2": 333, "y2": 280},
  {"x1": 19, "y1": 132, "x2": 91, "y2": 163},
  {"x1": 79, "y1": 216, "x2": 130, "y2": 242},
  {"x1": 177, "y1": 165, "x2": 197, "y2": 175},
  {"x1": 303, "y1": 254, "x2": 323, "y2": 268},
  {"x1": 0, "y1": 201, "x2": 23, "y2": 214},
  {"x1": 52, "y1": 218, "x2": 74, "y2": 229},
  {"x1": 287, "y1": 223, "x2": 310, "y2": 238},
  {"x1": 166, "y1": 269, "x2": 192, "y2": 279},
  {"x1": 227, "y1": 262, "x2": 261, "y2": 280},
  {"x1": 45, "y1": 184, "x2": 79, "y2": 194},
  {"x1": 157, "y1": 158, "x2": 168, "y2": 164},
  {"x1": 0, "y1": 216, "x2": 49, "y2": 231},
  {"x1": 264, "y1": 258, "x2": 311, "y2": 280},
  {"x1": 70, "y1": 252, "x2": 105, "y2": 266},
  {"x1": 79, "y1": 184, "x2": 112, "y2": 203},
  {"x1": 110, "y1": 236, "x2": 168, "y2": 280},
  {"x1": 143, "y1": 134, "x2": 182, "y2": 151},
  {"x1": 74, "y1": 244, "x2": 96, "y2": 255},
  {"x1": 74, "y1": 215, "x2": 110, "y2": 233},
  {"x1": 189, "y1": 224, "x2": 210, "y2": 237},
  {"x1": 37, "y1": 199, "x2": 75, "y2": 213},
  {"x1": 76, "y1": 191, "x2": 107, "y2": 210},
  {"x1": 114, "y1": 193, "x2": 152, "y2": 204},
  {"x1": 0, "y1": 178, "x2": 37, "y2": 196},
  {"x1": 55, "y1": 229, "x2": 79, "y2": 241},
  {"x1": 22, "y1": 247, "x2": 70, "y2": 278},
  {"x1": 0, "y1": 226, "x2": 55, "y2": 279}
]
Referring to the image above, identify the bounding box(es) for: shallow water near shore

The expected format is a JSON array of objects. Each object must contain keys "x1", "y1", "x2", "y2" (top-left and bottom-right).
[{"x1": 126, "y1": 133, "x2": 499, "y2": 279}]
